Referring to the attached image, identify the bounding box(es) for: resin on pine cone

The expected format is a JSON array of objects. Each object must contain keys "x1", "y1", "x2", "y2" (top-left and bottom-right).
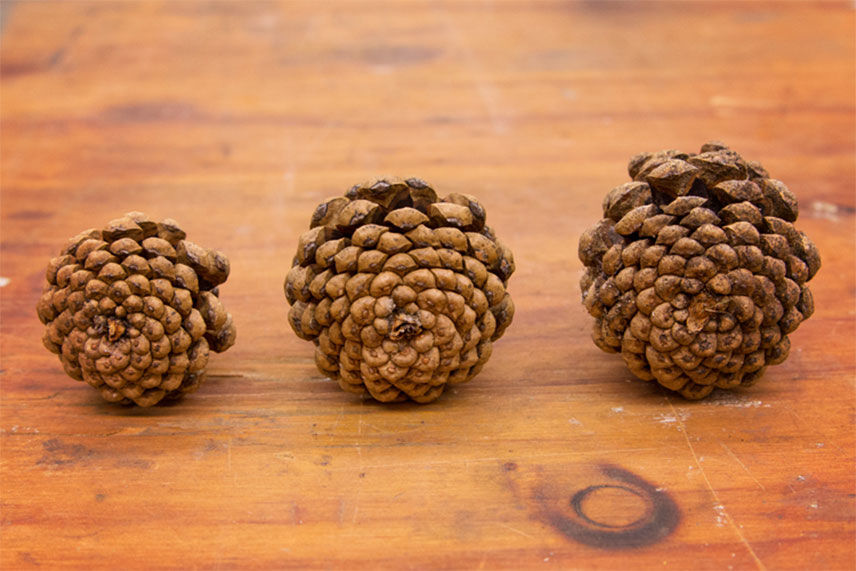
[
  {"x1": 36, "y1": 212, "x2": 237, "y2": 407},
  {"x1": 284, "y1": 177, "x2": 515, "y2": 403},
  {"x1": 579, "y1": 143, "x2": 820, "y2": 399}
]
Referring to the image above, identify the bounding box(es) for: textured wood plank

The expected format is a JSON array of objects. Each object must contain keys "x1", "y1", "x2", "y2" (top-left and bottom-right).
[{"x1": 1, "y1": 1, "x2": 854, "y2": 569}]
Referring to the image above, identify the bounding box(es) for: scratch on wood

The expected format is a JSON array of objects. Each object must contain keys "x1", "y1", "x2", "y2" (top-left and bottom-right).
[
  {"x1": 330, "y1": 403, "x2": 345, "y2": 432},
  {"x1": 439, "y1": 9, "x2": 509, "y2": 134},
  {"x1": 720, "y1": 442, "x2": 765, "y2": 491},
  {"x1": 227, "y1": 436, "x2": 236, "y2": 488},
  {"x1": 668, "y1": 399, "x2": 767, "y2": 570},
  {"x1": 337, "y1": 498, "x2": 346, "y2": 526},
  {"x1": 332, "y1": 448, "x2": 667, "y2": 472},
  {"x1": 351, "y1": 477, "x2": 363, "y2": 524},
  {"x1": 141, "y1": 505, "x2": 186, "y2": 541},
  {"x1": 352, "y1": 401, "x2": 365, "y2": 524},
  {"x1": 498, "y1": 521, "x2": 535, "y2": 539}
]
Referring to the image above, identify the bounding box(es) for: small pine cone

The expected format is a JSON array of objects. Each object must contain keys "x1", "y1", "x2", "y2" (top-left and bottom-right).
[
  {"x1": 284, "y1": 177, "x2": 515, "y2": 403},
  {"x1": 579, "y1": 143, "x2": 820, "y2": 399},
  {"x1": 36, "y1": 212, "x2": 237, "y2": 407}
]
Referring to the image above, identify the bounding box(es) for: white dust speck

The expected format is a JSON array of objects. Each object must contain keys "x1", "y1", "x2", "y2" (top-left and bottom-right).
[
  {"x1": 703, "y1": 393, "x2": 771, "y2": 408},
  {"x1": 811, "y1": 201, "x2": 841, "y2": 221},
  {"x1": 713, "y1": 504, "x2": 727, "y2": 527},
  {"x1": 810, "y1": 501, "x2": 819, "y2": 509},
  {"x1": 731, "y1": 400, "x2": 766, "y2": 408},
  {"x1": 796, "y1": 475, "x2": 807, "y2": 482},
  {"x1": 816, "y1": 442, "x2": 825, "y2": 448},
  {"x1": 0, "y1": 277, "x2": 9, "y2": 287},
  {"x1": 655, "y1": 410, "x2": 690, "y2": 424},
  {"x1": 568, "y1": 418, "x2": 582, "y2": 426},
  {"x1": 611, "y1": 406, "x2": 624, "y2": 413}
]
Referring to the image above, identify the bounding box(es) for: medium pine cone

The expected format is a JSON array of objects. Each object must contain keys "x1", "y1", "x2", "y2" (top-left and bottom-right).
[
  {"x1": 284, "y1": 177, "x2": 515, "y2": 403},
  {"x1": 579, "y1": 143, "x2": 820, "y2": 399},
  {"x1": 36, "y1": 212, "x2": 237, "y2": 407}
]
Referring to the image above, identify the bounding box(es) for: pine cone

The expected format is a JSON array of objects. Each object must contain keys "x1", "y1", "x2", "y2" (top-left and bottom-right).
[
  {"x1": 284, "y1": 177, "x2": 515, "y2": 403},
  {"x1": 579, "y1": 143, "x2": 820, "y2": 399},
  {"x1": 36, "y1": 212, "x2": 237, "y2": 407}
]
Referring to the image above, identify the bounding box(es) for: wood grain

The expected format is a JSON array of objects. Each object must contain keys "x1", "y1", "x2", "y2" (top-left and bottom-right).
[{"x1": 1, "y1": 1, "x2": 854, "y2": 569}]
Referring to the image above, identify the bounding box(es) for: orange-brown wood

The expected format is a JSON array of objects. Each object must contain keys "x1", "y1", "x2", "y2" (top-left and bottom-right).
[{"x1": 1, "y1": 1, "x2": 854, "y2": 568}]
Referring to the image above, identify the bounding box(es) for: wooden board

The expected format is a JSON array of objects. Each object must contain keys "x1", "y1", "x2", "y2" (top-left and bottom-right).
[{"x1": 1, "y1": 1, "x2": 854, "y2": 568}]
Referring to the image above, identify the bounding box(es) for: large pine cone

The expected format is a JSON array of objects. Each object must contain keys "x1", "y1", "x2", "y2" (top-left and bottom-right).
[
  {"x1": 284, "y1": 178, "x2": 515, "y2": 403},
  {"x1": 579, "y1": 143, "x2": 820, "y2": 399},
  {"x1": 36, "y1": 212, "x2": 237, "y2": 407}
]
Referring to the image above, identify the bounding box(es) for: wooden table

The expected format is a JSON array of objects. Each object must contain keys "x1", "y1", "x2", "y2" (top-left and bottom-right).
[{"x1": 2, "y1": 1, "x2": 853, "y2": 568}]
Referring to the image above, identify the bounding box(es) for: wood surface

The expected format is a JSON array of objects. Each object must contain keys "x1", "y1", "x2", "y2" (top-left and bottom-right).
[{"x1": 1, "y1": 1, "x2": 854, "y2": 569}]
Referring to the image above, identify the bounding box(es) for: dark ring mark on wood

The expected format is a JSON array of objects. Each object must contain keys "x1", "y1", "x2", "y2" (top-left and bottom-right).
[
  {"x1": 570, "y1": 484, "x2": 652, "y2": 529},
  {"x1": 544, "y1": 463, "x2": 680, "y2": 549}
]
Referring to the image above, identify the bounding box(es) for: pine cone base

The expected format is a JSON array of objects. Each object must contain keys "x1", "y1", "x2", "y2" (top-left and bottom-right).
[
  {"x1": 579, "y1": 143, "x2": 820, "y2": 399},
  {"x1": 36, "y1": 212, "x2": 237, "y2": 407},
  {"x1": 285, "y1": 178, "x2": 515, "y2": 403}
]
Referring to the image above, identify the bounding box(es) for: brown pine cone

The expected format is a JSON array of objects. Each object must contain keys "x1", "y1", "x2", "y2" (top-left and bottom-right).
[
  {"x1": 36, "y1": 212, "x2": 237, "y2": 407},
  {"x1": 284, "y1": 177, "x2": 515, "y2": 403},
  {"x1": 579, "y1": 143, "x2": 820, "y2": 399}
]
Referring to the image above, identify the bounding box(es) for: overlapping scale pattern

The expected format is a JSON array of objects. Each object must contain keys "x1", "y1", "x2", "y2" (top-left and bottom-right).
[
  {"x1": 36, "y1": 212, "x2": 237, "y2": 406},
  {"x1": 285, "y1": 178, "x2": 514, "y2": 403},
  {"x1": 579, "y1": 143, "x2": 820, "y2": 399}
]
